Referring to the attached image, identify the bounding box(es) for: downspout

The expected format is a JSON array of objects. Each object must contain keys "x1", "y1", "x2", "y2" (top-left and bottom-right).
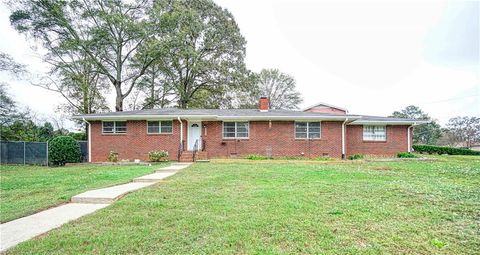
[
  {"x1": 341, "y1": 118, "x2": 348, "y2": 160},
  {"x1": 407, "y1": 122, "x2": 417, "y2": 152},
  {"x1": 82, "y1": 118, "x2": 92, "y2": 163},
  {"x1": 177, "y1": 117, "x2": 183, "y2": 146}
]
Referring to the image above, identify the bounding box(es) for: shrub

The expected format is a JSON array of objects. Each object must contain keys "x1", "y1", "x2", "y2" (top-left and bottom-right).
[
  {"x1": 48, "y1": 136, "x2": 82, "y2": 166},
  {"x1": 245, "y1": 154, "x2": 268, "y2": 160},
  {"x1": 348, "y1": 154, "x2": 364, "y2": 160},
  {"x1": 397, "y1": 152, "x2": 417, "y2": 158},
  {"x1": 148, "y1": 150, "x2": 169, "y2": 162},
  {"x1": 413, "y1": 144, "x2": 480, "y2": 156},
  {"x1": 107, "y1": 151, "x2": 119, "y2": 162}
]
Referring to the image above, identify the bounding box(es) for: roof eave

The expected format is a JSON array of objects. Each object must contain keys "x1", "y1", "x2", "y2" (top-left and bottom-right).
[
  {"x1": 73, "y1": 114, "x2": 361, "y2": 121},
  {"x1": 72, "y1": 115, "x2": 218, "y2": 121},
  {"x1": 217, "y1": 115, "x2": 360, "y2": 121},
  {"x1": 349, "y1": 120, "x2": 430, "y2": 125}
]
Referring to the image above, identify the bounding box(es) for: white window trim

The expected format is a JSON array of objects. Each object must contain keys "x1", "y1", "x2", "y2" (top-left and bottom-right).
[
  {"x1": 295, "y1": 121, "x2": 322, "y2": 139},
  {"x1": 102, "y1": 121, "x2": 127, "y2": 134},
  {"x1": 222, "y1": 121, "x2": 249, "y2": 139},
  {"x1": 363, "y1": 125, "x2": 387, "y2": 141},
  {"x1": 146, "y1": 120, "x2": 174, "y2": 134}
]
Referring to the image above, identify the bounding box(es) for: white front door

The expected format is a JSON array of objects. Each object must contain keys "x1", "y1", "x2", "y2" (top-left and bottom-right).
[{"x1": 187, "y1": 121, "x2": 202, "y2": 151}]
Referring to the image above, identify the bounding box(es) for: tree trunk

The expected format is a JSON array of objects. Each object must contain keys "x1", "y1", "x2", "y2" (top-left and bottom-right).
[
  {"x1": 115, "y1": 96, "x2": 123, "y2": 111},
  {"x1": 115, "y1": 82, "x2": 123, "y2": 111},
  {"x1": 179, "y1": 98, "x2": 188, "y2": 109}
]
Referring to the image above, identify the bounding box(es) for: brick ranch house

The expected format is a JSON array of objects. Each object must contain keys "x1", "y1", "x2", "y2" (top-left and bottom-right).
[{"x1": 74, "y1": 98, "x2": 428, "y2": 162}]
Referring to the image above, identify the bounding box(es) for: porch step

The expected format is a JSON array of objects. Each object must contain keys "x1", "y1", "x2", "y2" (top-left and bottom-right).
[
  {"x1": 196, "y1": 151, "x2": 209, "y2": 160},
  {"x1": 178, "y1": 151, "x2": 209, "y2": 162},
  {"x1": 179, "y1": 152, "x2": 193, "y2": 162}
]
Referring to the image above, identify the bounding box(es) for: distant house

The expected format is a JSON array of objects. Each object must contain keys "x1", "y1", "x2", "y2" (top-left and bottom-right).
[
  {"x1": 74, "y1": 97, "x2": 428, "y2": 162},
  {"x1": 469, "y1": 145, "x2": 480, "y2": 151}
]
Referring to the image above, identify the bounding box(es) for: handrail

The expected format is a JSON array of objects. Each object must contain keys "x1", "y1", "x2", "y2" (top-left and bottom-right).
[
  {"x1": 177, "y1": 140, "x2": 185, "y2": 161},
  {"x1": 192, "y1": 139, "x2": 199, "y2": 162}
]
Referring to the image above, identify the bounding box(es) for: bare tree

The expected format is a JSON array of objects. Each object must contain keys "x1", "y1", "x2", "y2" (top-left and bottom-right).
[
  {"x1": 446, "y1": 116, "x2": 480, "y2": 148},
  {"x1": 239, "y1": 69, "x2": 303, "y2": 109},
  {"x1": 10, "y1": 0, "x2": 159, "y2": 111}
]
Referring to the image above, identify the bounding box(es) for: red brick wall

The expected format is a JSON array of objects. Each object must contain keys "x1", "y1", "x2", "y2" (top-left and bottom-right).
[
  {"x1": 202, "y1": 121, "x2": 343, "y2": 158},
  {"x1": 346, "y1": 125, "x2": 411, "y2": 156},
  {"x1": 89, "y1": 120, "x2": 413, "y2": 161},
  {"x1": 90, "y1": 120, "x2": 181, "y2": 162}
]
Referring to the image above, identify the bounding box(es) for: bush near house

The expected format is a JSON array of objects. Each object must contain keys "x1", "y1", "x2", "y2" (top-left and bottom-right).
[
  {"x1": 107, "y1": 151, "x2": 119, "y2": 162},
  {"x1": 348, "y1": 154, "x2": 364, "y2": 160},
  {"x1": 397, "y1": 152, "x2": 417, "y2": 158},
  {"x1": 148, "y1": 150, "x2": 169, "y2": 162},
  {"x1": 413, "y1": 144, "x2": 480, "y2": 156},
  {"x1": 48, "y1": 136, "x2": 82, "y2": 166}
]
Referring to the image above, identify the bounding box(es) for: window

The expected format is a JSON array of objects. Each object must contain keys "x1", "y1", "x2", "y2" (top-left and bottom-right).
[
  {"x1": 223, "y1": 122, "x2": 249, "y2": 139},
  {"x1": 147, "y1": 121, "x2": 173, "y2": 134},
  {"x1": 363, "y1": 125, "x2": 386, "y2": 141},
  {"x1": 102, "y1": 121, "x2": 127, "y2": 134},
  {"x1": 295, "y1": 122, "x2": 321, "y2": 139}
]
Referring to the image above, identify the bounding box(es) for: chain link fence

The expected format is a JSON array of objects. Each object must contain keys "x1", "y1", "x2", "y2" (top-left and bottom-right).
[{"x1": 0, "y1": 141, "x2": 88, "y2": 166}]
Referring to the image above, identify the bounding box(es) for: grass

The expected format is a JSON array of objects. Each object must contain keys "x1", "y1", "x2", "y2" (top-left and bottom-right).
[
  {"x1": 5, "y1": 155, "x2": 480, "y2": 254},
  {"x1": 0, "y1": 163, "x2": 166, "y2": 223}
]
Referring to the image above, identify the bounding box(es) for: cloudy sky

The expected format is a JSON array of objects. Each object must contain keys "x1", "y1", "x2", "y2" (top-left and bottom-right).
[{"x1": 0, "y1": 0, "x2": 479, "y2": 128}]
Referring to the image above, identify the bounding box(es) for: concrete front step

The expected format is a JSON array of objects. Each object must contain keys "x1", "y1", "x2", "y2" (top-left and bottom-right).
[
  {"x1": 71, "y1": 182, "x2": 155, "y2": 204},
  {"x1": 133, "y1": 172, "x2": 177, "y2": 182}
]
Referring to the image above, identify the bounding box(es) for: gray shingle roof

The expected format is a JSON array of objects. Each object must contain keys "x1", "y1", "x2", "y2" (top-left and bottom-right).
[
  {"x1": 73, "y1": 108, "x2": 429, "y2": 124},
  {"x1": 75, "y1": 108, "x2": 352, "y2": 117}
]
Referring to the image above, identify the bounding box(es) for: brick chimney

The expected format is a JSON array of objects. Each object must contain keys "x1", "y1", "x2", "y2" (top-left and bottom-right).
[{"x1": 259, "y1": 97, "x2": 269, "y2": 112}]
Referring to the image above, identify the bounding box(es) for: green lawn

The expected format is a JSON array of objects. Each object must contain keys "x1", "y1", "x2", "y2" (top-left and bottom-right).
[
  {"x1": 0, "y1": 163, "x2": 165, "y2": 223},
  {"x1": 5, "y1": 156, "x2": 480, "y2": 254}
]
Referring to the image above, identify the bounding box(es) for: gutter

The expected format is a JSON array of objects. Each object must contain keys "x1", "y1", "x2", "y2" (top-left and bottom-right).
[
  {"x1": 177, "y1": 117, "x2": 183, "y2": 146},
  {"x1": 82, "y1": 118, "x2": 92, "y2": 163},
  {"x1": 349, "y1": 120, "x2": 431, "y2": 125},
  {"x1": 407, "y1": 122, "x2": 417, "y2": 152},
  {"x1": 341, "y1": 118, "x2": 349, "y2": 160}
]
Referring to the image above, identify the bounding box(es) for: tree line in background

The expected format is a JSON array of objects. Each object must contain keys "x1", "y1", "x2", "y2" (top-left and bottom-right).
[
  {"x1": 0, "y1": 52, "x2": 85, "y2": 141},
  {"x1": 390, "y1": 105, "x2": 480, "y2": 149}
]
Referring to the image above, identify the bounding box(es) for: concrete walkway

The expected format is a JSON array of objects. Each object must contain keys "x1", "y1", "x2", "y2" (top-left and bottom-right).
[{"x1": 0, "y1": 163, "x2": 192, "y2": 252}]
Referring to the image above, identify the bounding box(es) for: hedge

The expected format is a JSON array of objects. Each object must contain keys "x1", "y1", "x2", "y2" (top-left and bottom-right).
[
  {"x1": 412, "y1": 144, "x2": 480, "y2": 156},
  {"x1": 397, "y1": 152, "x2": 417, "y2": 158},
  {"x1": 48, "y1": 136, "x2": 82, "y2": 166}
]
